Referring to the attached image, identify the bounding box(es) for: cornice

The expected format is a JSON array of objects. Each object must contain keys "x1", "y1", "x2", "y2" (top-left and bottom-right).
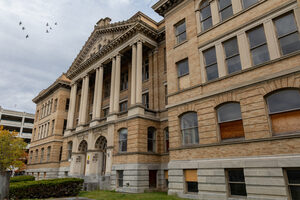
[{"x1": 152, "y1": 0, "x2": 184, "y2": 16}]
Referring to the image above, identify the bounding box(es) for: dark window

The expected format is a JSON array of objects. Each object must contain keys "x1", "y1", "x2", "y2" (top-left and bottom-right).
[
  {"x1": 120, "y1": 71, "x2": 128, "y2": 91},
  {"x1": 142, "y1": 58, "x2": 149, "y2": 81},
  {"x1": 274, "y1": 12, "x2": 300, "y2": 55},
  {"x1": 175, "y1": 20, "x2": 186, "y2": 43},
  {"x1": 40, "y1": 148, "x2": 44, "y2": 163},
  {"x1": 63, "y1": 119, "x2": 67, "y2": 134},
  {"x1": 142, "y1": 92, "x2": 149, "y2": 109},
  {"x1": 147, "y1": 127, "x2": 156, "y2": 152},
  {"x1": 119, "y1": 129, "x2": 127, "y2": 152},
  {"x1": 67, "y1": 142, "x2": 72, "y2": 160},
  {"x1": 180, "y1": 112, "x2": 199, "y2": 145},
  {"x1": 164, "y1": 127, "x2": 169, "y2": 153},
  {"x1": 286, "y1": 169, "x2": 300, "y2": 200},
  {"x1": 219, "y1": 0, "x2": 233, "y2": 21},
  {"x1": 177, "y1": 58, "x2": 189, "y2": 77},
  {"x1": 59, "y1": 146, "x2": 62, "y2": 161},
  {"x1": 217, "y1": 103, "x2": 244, "y2": 140},
  {"x1": 247, "y1": 25, "x2": 270, "y2": 66},
  {"x1": 266, "y1": 89, "x2": 300, "y2": 135},
  {"x1": 119, "y1": 101, "x2": 128, "y2": 112},
  {"x1": 223, "y1": 37, "x2": 242, "y2": 74},
  {"x1": 117, "y1": 170, "x2": 124, "y2": 187},
  {"x1": 149, "y1": 170, "x2": 157, "y2": 188},
  {"x1": 242, "y1": 0, "x2": 258, "y2": 9},
  {"x1": 47, "y1": 146, "x2": 51, "y2": 161},
  {"x1": 185, "y1": 170, "x2": 198, "y2": 193},
  {"x1": 227, "y1": 169, "x2": 247, "y2": 196},
  {"x1": 165, "y1": 85, "x2": 168, "y2": 106},
  {"x1": 164, "y1": 48, "x2": 167, "y2": 73},
  {"x1": 98, "y1": 44, "x2": 102, "y2": 51},
  {"x1": 103, "y1": 107, "x2": 109, "y2": 117},
  {"x1": 54, "y1": 99, "x2": 58, "y2": 112},
  {"x1": 203, "y1": 47, "x2": 218, "y2": 81},
  {"x1": 104, "y1": 80, "x2": 110, "y2": 98},
  {"x1": 65, "y1": 98, "x2": 70, "y2": 111},
  {"x1": 200, "y1": 0, "x2": 212, "y2": 31}
]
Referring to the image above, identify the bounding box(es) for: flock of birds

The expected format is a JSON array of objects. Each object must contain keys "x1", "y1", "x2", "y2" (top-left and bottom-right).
[{"x1": 18, "y1": 21, "x2": 58, "y2": 39}]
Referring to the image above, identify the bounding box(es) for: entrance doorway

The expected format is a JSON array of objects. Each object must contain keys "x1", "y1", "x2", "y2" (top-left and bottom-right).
[
  {"x1": 95, "y1": 136, "x2": 107, "y2": 175},
  {"x1": 149, "y1": 170, "x2": 157, "y2": 188},
  {"x1": 78, "y1": 140, "x2": 88, "y2": 176}
]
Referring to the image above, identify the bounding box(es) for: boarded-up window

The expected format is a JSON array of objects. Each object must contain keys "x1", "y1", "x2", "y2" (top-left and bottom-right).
[
  {"x1": 266, "y1": 89, "x2": 300, "y2": 135},
  {"x1": 217, "y1": 102, "x2": 244, "y2": 140},
  {"x1": 184, "y1": 170, "x2": 198, "y2": 193}
]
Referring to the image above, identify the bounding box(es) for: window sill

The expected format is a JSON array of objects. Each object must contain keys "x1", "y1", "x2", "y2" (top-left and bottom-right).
[
  {"x1": 174, "y1": 40, "x2": 188, "y2": 49},
  {"x1": 178, "y1": 73, "x2": 189, "y2": 79}
]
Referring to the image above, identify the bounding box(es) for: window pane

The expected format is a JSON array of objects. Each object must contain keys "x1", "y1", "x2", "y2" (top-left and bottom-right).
[
  {"x1": 251, "y1": 44, "x2": 270, "y2": 66},
  {"x1": 242, "y1": 0, "x2": 258, "y2": 9},
  {"x1": 183, "y1": 128, "x2": 199, "y2": 144},
  {"x1": 248, "y1": 26, "x2": 267, "y2": 48},
  {"x1": 223, "y1": 37, "x2": 239, "y2": 58},
  {"x1": 217, "y1": 103, "x2": 242, "y2": 123},
  {"x1": 220, "y1": 6, "x2": 233, "y2": 21},
  {"x1": 228, "y1": 169, "x2": 245, "y2": 182},
  {"x1": 206, "y1": 64, "x2": 219, "y2": 81},
  {"x1": 267, "y1": 90, "x2": 300, "y2": 114},
  {"x1": 176, "y1": 21, "x2": 186, "y2": 35},
  {"x1": 227, "y1": 55, "x2": 242, "y2": 74},
  {"x1": 178, "y1": 32, "x2": 187, "y2": 43},
  {"x1": 279, "y1": 33, "x2": 300, "y2": 55},
  {"x1": 200, "y1": 0, "x2": 209, "y2": 9},
  {"x1": 203, "y1": 47, "x2": 217, "y2": 66},
  {"x1": 201, "y1": 5, "x2": 211, "y2": 20},
  {"x1": 187, "y1": 182, "x2": 198, "y2": 193},
  {"x1": 177, "y1": 59, "x2": 189, "y2": 76},
  {"x1": 181, "y1": 112, "x2": 198, "y2": 128},
  {"x1": 274, "y1": 13, "x2": 298, "y2": 38},
  {"x1": 290, "y1": 186, "x2": 300, "y2": 200},
  {"x1": 230, "y1": 183, "x2": 247, "y2": 196},
  {"x1": 287, "y1": 170, "x2": 300, "y2": 184},
  {"x1": 202, "y1": 18, "x2": 213, "y2": 31},
  {"x1": 219, "y1": 0, "x2": 231, "y2": 10}
]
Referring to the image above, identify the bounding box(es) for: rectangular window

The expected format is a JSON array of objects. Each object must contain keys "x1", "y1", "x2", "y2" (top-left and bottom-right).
[
  {"x1": 219, "y1": 0, "x2": 233, "y2": 21},
  {"x1": 54, "y1": 99, "x2": 58, "y2": 112},
  {"x1": 142, "y1": 92, "x2": 149, "y2": 109},
  {"x1": 175, "y1": 20, "x2": 186, "y2": 43},
  {"x1": 40, "y1": 148, "x2": 44, "y2": 163},
  {"x1": 120, "y1": 71, "x2": 128, "y2": 91},
  {"x1": 104, "y1": 80, "x2": 110, "y2": 98},
  {"x1": 47, "y1": 146, "x2": 51, "y2": 162},
  {"x1": 67, "y1": 142, "x2": 73, "y2": 160},
  {"x1": 35, "y1": 150, "x2": 38, "y2": 163},
  {"x1": 177, "y1": 58, "x2": 189, "y2": 77},
  {"x1": 274, "y1": 12, "x2": 300, "y2": 55},
  {"x1": 119, "y1": 101, "x2": 128, "y2": 112},
  {"x1": 200, "y1": 1, "x2": 212, "y2": 31},
  {"x1": 203, "y1": 47, "x2": 218, "y2": 81},
  {"x1": 103, "y1": 107, "x2": 109, "y2": 118},
  {"x1": 164, "y1": 170, "x2": 169, "y2": 188},
  {"x1": 51, "y1": 120, "x2": 55, "y2": 135},
  {"x1": 242, "y1": 0, "x2": 258, "y2": 9},
  {"x1": 117, "y1": 170, "x2": 124, "y2": 188},
  {"x1": 63, "y1": 119, "x2": 67, "y2": 134},
  {"x1": 247, "y1": 25, "x2": 270, "y2": 66},
  {"x1": 226, "y1": 169, "x2": 247, "y2": 196},
  {"x1": 286, "y1": 168, "x2": 300, "y2": 200},
  {"x1": 142, "y1": 58, "x2": 149, "y2": 82},
  {"x1": 223, "y1": 37, "x2": 242, "y2": 74},
  {"x1": 164, "y1": 48, "x2": 167, "y2": 73},
  {"x1": 165, "y1": 85, "x2": 168, "y2": 106},
  {"x1": 65, "y1": 98, "x2": 70, "y2": 111},
  {"x1": 184, "y1": 170, "x2": 198, "y2": 193}
]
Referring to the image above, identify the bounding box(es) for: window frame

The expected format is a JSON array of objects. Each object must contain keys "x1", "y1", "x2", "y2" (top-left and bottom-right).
[
  {"x1": 200, "y1": 0, "x2": 213, "y2": 32},
  {"x1": 175, "y1": 19, "x2": 187, "y2": 44},
  {"x1": 222, "y1": 37, "x2": 242, "y2": 74},
  {"x1": 218, "y1": 0, "x2": 233, "y2": 21},
  {"x1": 142, "y1": 92, "x2": 149, "y2": 109},
  {"x1": 119, "y1": 100, "x2": 128, "y2": 112},
  {"x1": 180, "y1": 112, "x2": 199, "y2": 145},
  {"x1": 226, "y1": 168, "x2": 247, "y2": 197},
  {"x1": 119, "y1": 128, "x2": 128, "y2": 153},
  {"x1": 142, "y1": 58, "x2": 149, "y2": 82},
  {"x1": 164, "y1": 127, "x2": 169, "y2": 153},
  {"x1": 284, "y1": 168, "x2": 300, "y2": 200},
  {"x1": 67, "y1": 142, "x2": 73, "y2": 160},
  {"x1": 203, "y1": 46, "x2": 219, "y2": 81},
  {"x1": 177, "y1": 58, "x2": 189, "y2": 78},
  {"x1": 147, "y1": 127, "x2": 156, "y2": 152},
  {"x1": 117, "y1": 170, "x2": 124, "y2": 188},
  {"x1": 242, "y1": 0, "x2": 258, "y2": 10},
  {"x1": 120, "y1": 71, "x2": 128, "y2": 91}
]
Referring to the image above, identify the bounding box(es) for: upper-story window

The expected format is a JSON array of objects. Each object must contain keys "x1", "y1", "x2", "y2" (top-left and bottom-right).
[
  {"x1": 119, "y1": 128, "x2": 128, "y2": 152},
  {"x1": 203, "y1": 47, "x2": 218, "y2": 81},
  {"x1": 273, "y1": 12, "x2": 300, "y2": 55},
  {"x1": 175, "y1": 20, "x2": 186, "y2": 44},
  {"x1": 67, "y1": 141, "x2": 73, "y2": 160},
  {"x1": 103, "y1": 80, "x2": 110, "y2": 98},
  {"x1": 147, "y1": 127, "x2": 156, "y2": 152},
  {"x1": 103, "y1": 107, "x2": 109, "y2": 118},
  {"x1": 164, "y1": 127, "x2": 169, "y2": 153},
  {"x1": 35, "y1": 149, "x2": 38, "y2": 163},
  {"x1": 65, "y1": 98, "x2": 70, "y2": 111},
  {"x1": 242, "y1": 0, "x2": 258, "y2": 9},
  {"x1": 180, "y1": 112, "x2": 199, "y2": 145},
  {"x1": 218, "y1": 0, "x2": 233, "y2": 21},
  {"x1": 142, "y1": 92, "x2": 149, "y2": 109},
  {"x1": 47, "y1": 146, "x2": 51, "y2": 162},
  {"x1": 247, "y1": 25, "x2": 270, "y2": 66},
  {"x1": 217, "y1": 102, "x2": 244, "y2": 140},
  {"x1": 266, "y1": 89, "x2": 300, "y2": 135},
  {"x1": 40, "y1": 148, "x2": 44, "y2": 163},
  {"x1": 177, "y1": 58, "x2": 189, "y2": 77},
  {"x1": 200, "y1": 0, "x2": 212, "y2": 31},
  {"x1": 54, "y1": 98, "x2": 58, "y2": 112},
  {"x1": 142, "y1": 58, "x2": 149, "y2": 81},
  {"x1": 223, "y1": 37, "x2": 242, "y2": 74},
  {"x1": 120, "y1": 71, "x2": 128, "y2": 91},
  {"x1": 119, "y1": 101, "x2": 128, "y2": 112}
]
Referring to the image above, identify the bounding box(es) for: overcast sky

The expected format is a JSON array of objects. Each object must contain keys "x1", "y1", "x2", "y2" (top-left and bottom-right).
[{"x1": 0, "y1": 0, "x2": 162, "y2": 114}]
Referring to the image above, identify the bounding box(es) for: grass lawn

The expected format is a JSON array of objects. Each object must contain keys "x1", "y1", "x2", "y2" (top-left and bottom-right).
[{"x1": 79, "y1": 190, "x2": 186, "y2": 200}]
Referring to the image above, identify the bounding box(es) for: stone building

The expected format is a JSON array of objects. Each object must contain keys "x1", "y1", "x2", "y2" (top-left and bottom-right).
[{"x1": 28, "y1": 0, "x2": 300, "y2": 199}]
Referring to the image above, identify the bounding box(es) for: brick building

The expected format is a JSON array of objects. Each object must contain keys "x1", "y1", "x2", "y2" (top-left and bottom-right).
[{"x1": 27, "y1": 0, "x2": 300, "y2": 199}]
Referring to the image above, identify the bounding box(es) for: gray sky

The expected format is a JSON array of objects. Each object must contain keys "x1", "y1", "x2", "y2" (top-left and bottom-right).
[{"x1": 0, "y1": 0, "x2": 162, "y2": 114}]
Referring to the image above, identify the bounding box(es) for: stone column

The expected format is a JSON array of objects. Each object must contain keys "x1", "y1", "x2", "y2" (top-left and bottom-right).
[
  {"x1": 152, "y1": 49, "x2": 159, "y2": 110},
  {"x1": 79, "y1": 75, "x2": 89, "y2": 125},
  {"x1": 113, "y1": 54, "x2": 121, "y2": 113},
  {"x1": 95, "y1": 66, "x2": 104, "y2": 119},
  {"x1": 195, "y1": 10, "x2": 201, "y2": 34},
  {"x1": 237, "y1": 32, "x2": 252, "y2": 70},
  {"x1": 131, "y1": 44, "x2": 137, "y2": 106},
  {"x1": 136, "y1": 41, "x2": 143, "y2": 104},
  {"x1": 67, "y1": 83, "x2": 77, "y2": 130},
  {"x1": 216, "y1": 43, "x2": 226, "y2": 77},
  {"x1": 78, "y1": 78, "x2": 86, "y2": 125},
  {"x1": 264, "y1": 20, "x2": 281, "y2": 60},
  {"x1": 109, "y1": 58, "x2": 116, "y2": 113},
  {"x1": 232, "y1": 0, "x2": 242, "y2": 14},
  {"x1": 211, "y1": 0, "x2": 220, "y2": 25},
  {"x1": 92, "y1": 68, "x2": 99, "y2": 120}
]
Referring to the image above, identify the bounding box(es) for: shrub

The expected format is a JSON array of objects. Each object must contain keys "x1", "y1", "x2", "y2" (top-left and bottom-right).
[
  {"x1": 10, "y1": 175, "x2": 35, "y2": 183},
  {"x1": 9, "y1": 178, "x2": 84, "y2": 199}
]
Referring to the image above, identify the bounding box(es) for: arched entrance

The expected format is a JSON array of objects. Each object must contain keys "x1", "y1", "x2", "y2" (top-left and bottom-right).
[
  {"x1": 78, "y1": 140, "x2": 88, "y2": 176},
  {"x1": 95, "y1": 136, "x2": 107, "y2": 175}
]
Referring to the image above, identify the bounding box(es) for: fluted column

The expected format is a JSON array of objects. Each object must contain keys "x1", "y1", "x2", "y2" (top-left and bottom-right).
[
  {"x1": 92, "y1": 68, "x2": 99, "y2": 119},
  {"x1": 95, "y1": 66, "x2": 104, "y2": 118},
  {"x1": 136, "y1": 41, "x2": 143, "y2": 104},
  {"x1": 109, "y1": 58, "x2": 116, "y2": 113},
  {"x1": 113, "y1": 54, "x2": 121, "y2": 112},
  {"x1": 78, "y1": 78, "x2": 86, "y2": 125},
  {"x1": 79, "y1": 75, "x2": 89, "y2": 125},
  {"x1": 131, "y1": 44, "x2": 137, "y2": 106},
  {"x1": 67, "y1": 83, "x2": 77, "y2": 129}
]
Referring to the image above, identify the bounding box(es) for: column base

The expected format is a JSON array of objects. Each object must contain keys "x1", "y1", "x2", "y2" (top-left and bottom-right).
[
  {"x1": 128, "y1": 105, "x2": 145, "y2": 117},
  {"x1": 107, "y1": 114, "x2": 117, "y2": 122},
  {"x1": 90, "y1": 120, "x2": 100, "y2": 127}
]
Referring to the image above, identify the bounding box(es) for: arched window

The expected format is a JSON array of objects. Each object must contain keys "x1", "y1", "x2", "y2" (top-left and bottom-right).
[
  {"x1": 147, "y1": 127, "x2": 156, "y2": 152},
  {"x1": 119, "y1": 129, "x2": 127, "y2": 152},
  {"x1": 67, "y1": 142, "x2": 73, "y2": 160},
  {"x1": 200, "y1": 0, "x2": 212, "y2": 31},
  {"x1": 47, "y1": 146, "x2": 51, "y2": 162},
  {"x1": 217, "y1": 102, "x2": 244, "y2": 140},
  {"x1": 180, "y1": 112, "x2": 199, "y2": 145},
  {"x1": 78, "y1": 140, "x2": 88, "y2": 152},
  {"x1": 266, "y1": 89, "x2": 300, "y2": 135},
  {"x1": 164, "y1": 127, "x2": 169, "y2": 153}
]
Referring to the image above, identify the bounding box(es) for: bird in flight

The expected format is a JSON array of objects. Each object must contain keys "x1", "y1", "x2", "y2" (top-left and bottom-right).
[
  {"x1": 19, "y1": 21, "x2": 22, "y2": 26},
  {"x1": 46, "y1": 30, "x2": 49, "y2": 33},
  {"x1": 50, "y1": 27, "x2": 52, "y2": 30},
  {"x1": 46, "y1": 22, "x2": 49, "y2": 26},
  {"x1": 26, "y1": 35, "x2": 29, "y2": 39},
  {"x1": 22, "y1": 27, "x2": 25, "y2": 30},
  {"x1": 55, "y1": 22, "x2": 58, "y2": 25}
]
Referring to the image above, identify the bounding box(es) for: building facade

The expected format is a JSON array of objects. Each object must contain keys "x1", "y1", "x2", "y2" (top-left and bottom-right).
[{"x1": 28, "y1": 0, "x2": 300, "y2": 199}]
